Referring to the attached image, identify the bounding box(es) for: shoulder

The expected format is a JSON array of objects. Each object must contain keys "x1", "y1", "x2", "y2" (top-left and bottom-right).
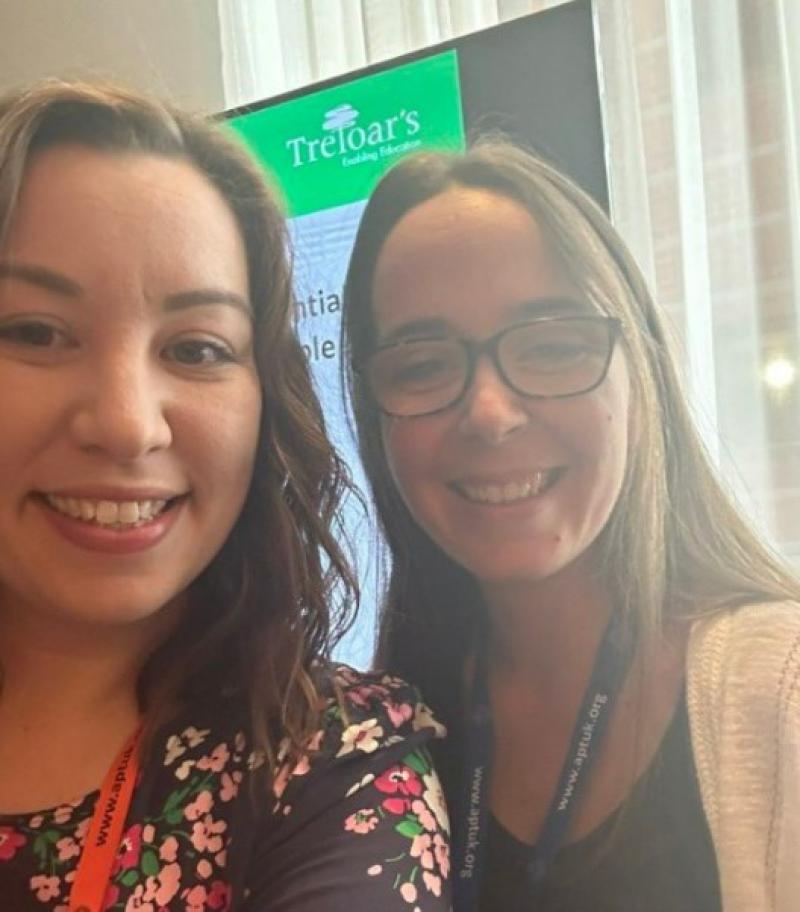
[
  {"x1": 686, "y1": 601, "x2": 800, "y2": 822},
  {"x1": 316, "y1": 664, "x2": 446, "y2": 755},
  {"x1": 244, "y1": 668, "x2": 451, "y2": 909},
  {"x1": 142, "y1": 667, "x2": 448, "y2": 812},
  {"x1": 134, "y1": 672, "x2": 449, "y2": 909},
  {"x1": 269, "y1": 665, "x2": 446, "y2": 812},
  {"x1": 687, "y1": 600, "x2": 800, "y2": 703},
  {"x1": 686, "y1": 605, "x2": 800, "y2": 907},
  {"x1": 272, "y1": 665, "x2": 446, "y2": 822},
  {"x1": 147, "y1": 666, "x2": 445, "y2": 800}
]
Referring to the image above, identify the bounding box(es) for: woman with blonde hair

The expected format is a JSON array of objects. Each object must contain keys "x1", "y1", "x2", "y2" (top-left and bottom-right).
[
  {"x1": 0, "y1": 81, "x2": 449, "y2": 911},
  {"x1": 343, "y1": 140, "x2": 800, "y2": 911}
]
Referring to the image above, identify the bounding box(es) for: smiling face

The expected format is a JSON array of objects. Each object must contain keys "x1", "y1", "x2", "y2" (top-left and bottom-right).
[
  {"x1": 0, "y1": 145, "x2": 261, "y2": 632},
  {"x1": 372, "y1": 187, "x2": 630, "y2": 588}
]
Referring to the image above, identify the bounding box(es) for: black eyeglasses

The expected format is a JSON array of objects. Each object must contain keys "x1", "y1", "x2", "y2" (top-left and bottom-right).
[{"x1": 364, "y1": 315, "x2": 622, "y2": 418}]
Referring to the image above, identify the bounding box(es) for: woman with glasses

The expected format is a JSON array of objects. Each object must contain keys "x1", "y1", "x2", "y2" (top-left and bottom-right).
[
  {"x1": 0, "y1": 82, "x2": 450, "y2": 911},
  {"x1": 342, "y1": 141, "x2": 800, "y2": 911}
]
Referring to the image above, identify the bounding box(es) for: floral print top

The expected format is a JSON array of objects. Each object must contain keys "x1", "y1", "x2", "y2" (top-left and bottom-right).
[{"x1": 0, "y1": 666, "x2": 451, "y2": 911}]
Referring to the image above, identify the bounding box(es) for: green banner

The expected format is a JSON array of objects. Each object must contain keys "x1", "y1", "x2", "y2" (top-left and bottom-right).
[{"x1": 228, "y1": 50, "x2": 465, "y2": 217}]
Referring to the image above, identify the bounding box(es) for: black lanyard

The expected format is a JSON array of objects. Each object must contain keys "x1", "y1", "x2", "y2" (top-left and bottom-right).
[{"x1": 452, "y1": 612, "x2": 630, "y2": 912}]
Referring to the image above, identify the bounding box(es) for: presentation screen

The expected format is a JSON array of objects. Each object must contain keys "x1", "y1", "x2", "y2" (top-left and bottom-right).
[{"x1": 225, "y1": 0, "x2": 606, "y2": 667}]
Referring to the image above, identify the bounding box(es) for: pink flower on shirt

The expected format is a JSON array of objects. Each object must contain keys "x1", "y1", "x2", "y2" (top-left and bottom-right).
[
  {"x1": 56, "y1": 836, "x2": 80, "y2": 861},
  {"x1": 113, "y1": 823, "x2": 143, "y2": 873},
  {"x1": 30, "y1": 874, "x2": 60, "y2": 901},
  {"x1": 190, "y1": 815, "x2": 227, "y2": 854},
  {"x1": 197, "y1": 743, "x2": 231, "y2": 773},
  {"x1": 0, "y1": 826, "x2": 26, "y2": 861}
]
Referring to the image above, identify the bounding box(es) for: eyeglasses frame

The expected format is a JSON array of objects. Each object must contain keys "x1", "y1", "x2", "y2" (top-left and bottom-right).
[{"x1": 363, "y1": 314, "x2": 623, "y2": 419}]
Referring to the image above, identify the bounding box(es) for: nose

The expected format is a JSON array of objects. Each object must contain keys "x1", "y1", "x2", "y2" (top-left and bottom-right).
[
  {"x1": 456, "y1": 357, "x2": 529, "y2": 445},
  {"x1": 70, "y1": 349, "x2": 173, "y2": 462}
]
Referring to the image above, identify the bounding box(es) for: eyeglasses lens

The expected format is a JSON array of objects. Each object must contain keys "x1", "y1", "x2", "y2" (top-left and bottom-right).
[
  {"x1": 368, "y1": 318, "x2": 613, "y2": 417},
  {"x1": 368, "y1": 339, "x2": 467, "y2": 417},
  {"x1": 499, "y1": 320, "x2": 612, "y2": 398}
]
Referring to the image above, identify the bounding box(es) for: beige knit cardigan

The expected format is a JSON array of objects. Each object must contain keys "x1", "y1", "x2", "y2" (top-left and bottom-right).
[{"x1": 687, "y1": 601, "x2": 800, "y2": 911}]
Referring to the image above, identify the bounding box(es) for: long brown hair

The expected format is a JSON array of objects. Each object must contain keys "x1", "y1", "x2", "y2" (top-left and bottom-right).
[
  {"x1": 342, "y1": 140, "x2": 800, "y2": 791},
  {"x1": 0, "y1": 80, "x2": 358, "y2": 768}
]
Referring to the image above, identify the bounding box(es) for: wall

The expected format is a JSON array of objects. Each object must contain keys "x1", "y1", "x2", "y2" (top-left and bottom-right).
[{"x1": 0, "y1": 0, "x2": 225, "y2": 112}]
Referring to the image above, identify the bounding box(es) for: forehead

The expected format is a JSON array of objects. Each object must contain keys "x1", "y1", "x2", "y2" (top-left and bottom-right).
[
  {"x1": 371, "y1": 187, "x2": 580, "y2": 339},
  {"x1": 2, "y1": 144, "x2": 247, "y2": 293}
]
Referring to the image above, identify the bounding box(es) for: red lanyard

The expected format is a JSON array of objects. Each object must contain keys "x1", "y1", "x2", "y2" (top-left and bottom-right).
[{"x1": 69, "y1": 727, "x2": 141, "y2": 912}]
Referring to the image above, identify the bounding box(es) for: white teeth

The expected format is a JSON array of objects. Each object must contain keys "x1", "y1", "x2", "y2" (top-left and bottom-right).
[
  {"x1": 44, "y1": 495, "x2": 170, "y2": 527},
  {"x1": 95, "y1": 501, "x2": 119, "y2": 525},
  {"x1": 458, "y1": 472, "x2": 555, "y2": 505},
  {"x1": 117, "y1": 502, "x2": 140, "y2": 524}
]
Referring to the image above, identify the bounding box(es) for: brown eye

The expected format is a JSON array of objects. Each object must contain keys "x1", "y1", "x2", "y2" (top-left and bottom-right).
[
  {"x1": 165, "y1": 338, "x2": 236, "y2": 366},
  {"x1": 0, "y1": 319, "x2": 73, "y2": 349}
]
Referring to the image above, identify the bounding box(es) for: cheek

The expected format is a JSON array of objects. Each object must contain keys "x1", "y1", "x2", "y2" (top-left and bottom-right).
[
  {"x1": 178, "y1": 378, "x2": 262, "y2": 496},
  {"x1": 0, "y1": 402, "x2": 36, "y2": 468},
  {"x1": 612, "y1": 378, "x2": 633, "y2": 470},
  {"x1": 0, "y1": 368, "x2": 65, "y2": 454},
  {"x1": 381, "y1": 419, "x2": 413, "y2": 496},
  {"x1": 381, "y1": 417, "x2": 435, "y2": 513},
  {"x1": 595, "y1": 358, "x2": 631, "y2": 477},
  {"x1": 584, "y1": 391, "x2": 631, "y2": 507},
  {"x1": 554, "y1": 368, "x2": 630, "y2": 513},
  {"x1": 603, "y1": 410, "x2": 629, "y2": 491}
]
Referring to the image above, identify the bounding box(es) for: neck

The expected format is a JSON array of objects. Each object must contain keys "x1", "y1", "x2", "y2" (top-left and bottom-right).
[
  {"x1": 0, "y1": 598, "x2": 174, "y2": 731},
  {"x1": 481, "y1": 554, "x2": 614, "y2": 706},
  {"x1": 0, "y1": 596, "x2": 174, "y2": 813}
]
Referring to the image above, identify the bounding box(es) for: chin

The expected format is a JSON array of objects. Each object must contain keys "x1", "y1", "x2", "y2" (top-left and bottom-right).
[
  {"x1": 37, "y1": 581, "x2": 186, "y2": 631},
  {"x1": 451, "y1": 536, "x2": 564, "y2": 582},
  {"x1": 473, "y1": 563, "x2": 565, "y2": 588}
]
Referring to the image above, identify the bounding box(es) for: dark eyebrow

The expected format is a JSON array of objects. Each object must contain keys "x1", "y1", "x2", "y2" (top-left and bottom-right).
[
  {"x1": 510, "y1": 296, "x2": 594, "y2": 320},
  {"x1": 164, "y1": 288, "x2": 253, "y2": 317},
  {"x1": 378, "y1": 297, "x2": 592, "y2": 345},
  {"x1": 0, "y1": 262, "x2": 82, "y2": 296},
  {"x1": 0, "y1": 263, "x2": 251, "y2": 316},
  {"x1": 379, "y1": 318, "x2": 451, "y2": 346}
]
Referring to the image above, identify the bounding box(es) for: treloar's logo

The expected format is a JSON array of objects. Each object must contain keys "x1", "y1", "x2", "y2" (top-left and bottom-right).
[
  {"x1": 286, "y1": 102, "x2": 422, "y2": 168},
  {"x1": 323, "y1": 103, "x2": 359, "y2": 131}
]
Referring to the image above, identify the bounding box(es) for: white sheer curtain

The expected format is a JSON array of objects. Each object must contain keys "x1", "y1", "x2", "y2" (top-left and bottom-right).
[
  {"x1": 595, "y1": 0, "x2": 800, "y2": 561},
  {"x1": 219, "y1": 0, "x2": 800, "y2": 564},
  {"x1": 219, "y1": 1, "x2": 551, "y2": 106}
]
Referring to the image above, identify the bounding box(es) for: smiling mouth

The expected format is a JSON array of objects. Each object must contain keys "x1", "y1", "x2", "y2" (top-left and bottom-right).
[
  {"x1": 452, "y1": 469, "x2": 562, "y2": 505},
  {"x1": 40, "y1": 494, "x2": 184, "y2": 529}
]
